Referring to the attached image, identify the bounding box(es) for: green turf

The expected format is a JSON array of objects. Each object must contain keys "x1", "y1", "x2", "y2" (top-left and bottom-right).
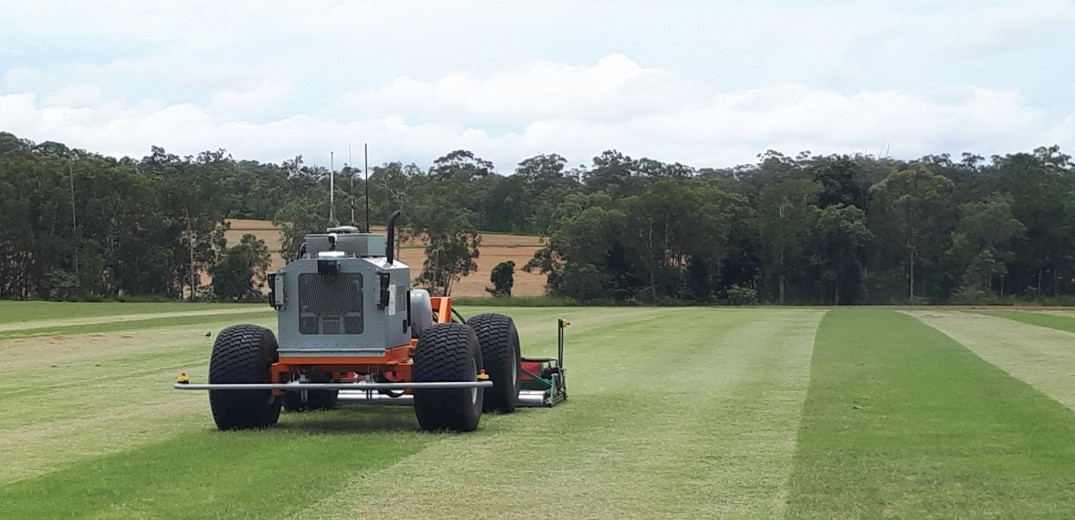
[
  {"x1": 908, "y1": 310, "x2": 1075, "y2": 414},
  {"x1": 0, "y1": 301, "x2": 261, "y2": 324},
  {"x1": 8, "y1": 303, "x2": 1075, "y2": 518},
  {"x1": 0, "y1": 310, "x2": 273, "y2": 340},
  {"x1": 306, "y1": 307, "x2": 824, "y2": 519},
  {"x1": 972, "y1": 309, "x2": 1075, "y2": 334},
  {"x1": 785, "y1": 309, "x2": 1075, "y2": 519},
  {"x1": 0, "y1": 305, "x2": 825, "y2": 519},
  {"x1": 0, "y1": 412, "x2": 429, "y2": 519}
]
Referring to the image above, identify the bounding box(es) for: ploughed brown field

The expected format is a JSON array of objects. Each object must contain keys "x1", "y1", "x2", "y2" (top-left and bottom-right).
[{"x1": 224, "y1": 219, "x2": 548, "y2": 298}]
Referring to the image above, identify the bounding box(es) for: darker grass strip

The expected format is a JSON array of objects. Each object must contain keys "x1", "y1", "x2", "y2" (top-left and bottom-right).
[
  {"x1": 972, "y1": 309, "x2": 1075, "y2": 334},
  {"x1": 785, "y1": 309, "x2": 1075, "y2": 519},
  {"x1": 0, "y1": 301, "x2": 261, "y2": 324},
  {"x1": 0, "y1": 406, "x2": 430, "y2": 519},
  {"x1": 0, "y1": 311, "x2": 272, "y2": 340}
]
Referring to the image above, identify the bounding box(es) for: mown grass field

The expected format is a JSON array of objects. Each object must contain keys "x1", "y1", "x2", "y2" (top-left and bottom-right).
[{"x1": 2, "y1": 302, "x2": 1075, "y2": 518}]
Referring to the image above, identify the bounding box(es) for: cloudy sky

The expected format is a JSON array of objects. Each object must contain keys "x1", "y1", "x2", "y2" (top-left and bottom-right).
[{"x1": 1, "y1": 1, "x2": 1073, "y2": 171}]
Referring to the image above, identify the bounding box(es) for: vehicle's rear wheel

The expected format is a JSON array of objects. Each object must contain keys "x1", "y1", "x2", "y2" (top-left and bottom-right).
[
  {"x1": 412, "y1": 323, "x2": 484, "y2": 432},
  {"x1": 208, "y1": 324, "x2": 282, "y2": 430},
  {"x1": 467, "y1": 313, "x2": 521, "y2": 413}
]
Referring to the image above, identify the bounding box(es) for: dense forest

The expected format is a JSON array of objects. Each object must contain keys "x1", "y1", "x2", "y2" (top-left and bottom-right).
[{"x1": 1, "y1": 130, "x2": 1073, "y2": 305}]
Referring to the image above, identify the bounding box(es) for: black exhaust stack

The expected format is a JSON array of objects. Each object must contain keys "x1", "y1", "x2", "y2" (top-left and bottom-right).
[{"x1": 385, "y1": 210, "x2": 401, "y2": 265}]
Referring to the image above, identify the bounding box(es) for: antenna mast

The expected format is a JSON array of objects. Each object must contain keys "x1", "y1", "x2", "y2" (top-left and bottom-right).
[
  {"x1": 329, "y1": 151, "x2": 336, "y2": 225},
  {"x1": 349, "y1": 142, "x2": 355, "y2": 225},
  {"x1": 364, "y1": 143, "x2": 370, "y2": 233}
]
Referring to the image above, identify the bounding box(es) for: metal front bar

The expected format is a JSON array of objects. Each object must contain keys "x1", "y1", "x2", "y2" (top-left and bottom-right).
[{"x1": 174, "y1": 381, "x2": 493, "y2": 391}]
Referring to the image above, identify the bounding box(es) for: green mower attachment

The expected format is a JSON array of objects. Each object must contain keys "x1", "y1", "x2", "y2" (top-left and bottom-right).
[{"x1": 518, "y1": 318, "x2": 569, "y2": 407}]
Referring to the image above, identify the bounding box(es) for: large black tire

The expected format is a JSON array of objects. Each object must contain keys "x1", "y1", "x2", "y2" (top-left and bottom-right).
[
  {"x1": 282, "y1": 383, "x2": 339, "y2": 412},
  {"x1": 208, "y1": 324, "x2": 282, "y2": 430},
  {"x1": 412, "y1": 323, "x2": 484, "y2": 432},
  {"x1": 467, "y1": 313, "x2": 521, "y2": 413}
]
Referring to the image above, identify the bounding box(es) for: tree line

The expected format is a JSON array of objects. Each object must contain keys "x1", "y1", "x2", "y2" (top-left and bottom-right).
[{"x1": 1, "y1": 130, "x2": 1072, "y2": 304}]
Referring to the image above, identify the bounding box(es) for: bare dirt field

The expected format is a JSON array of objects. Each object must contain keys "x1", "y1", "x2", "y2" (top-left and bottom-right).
[{"x1": 225, "y1": 219, "x2": 547, "y2": 297}]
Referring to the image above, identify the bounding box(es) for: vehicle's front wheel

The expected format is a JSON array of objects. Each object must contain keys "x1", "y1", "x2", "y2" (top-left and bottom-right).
[
  {"x1": 208, "y1": 324, "x2": 282, "y2": 430},
  {"x1": 412, "y1": 323, "x2": 484, "y2": 432}
]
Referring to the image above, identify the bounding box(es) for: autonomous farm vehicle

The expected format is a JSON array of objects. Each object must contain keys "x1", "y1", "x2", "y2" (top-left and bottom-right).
[{"x1": 175, "y1": 211, "x2": 566, "y2": 431}]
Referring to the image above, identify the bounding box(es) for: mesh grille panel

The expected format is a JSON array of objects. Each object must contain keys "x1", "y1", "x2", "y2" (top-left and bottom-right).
[
  {"x1": 299, "y1": 317, "x2": 318, "y2": 334},
  {"x1": 298, "y1": 273, "x2": 363, "y2": 335},
  {"x1": 344, "y1": 316, "x2": 362, "y2": 334},
  {"x1": 322, "y1": 318, "x2": 340, "y2": 334}
]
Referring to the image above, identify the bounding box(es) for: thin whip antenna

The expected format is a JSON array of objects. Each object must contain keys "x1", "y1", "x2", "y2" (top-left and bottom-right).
[
  {"x1": 349, "y1": 142, "x2": 355, "y2": 225},
  {"x1": 364, "y1": 143, "x2": 370, "y2": 233},
  {"x1": 329, "y1": 151, "x2": 336, "y2": 225}
]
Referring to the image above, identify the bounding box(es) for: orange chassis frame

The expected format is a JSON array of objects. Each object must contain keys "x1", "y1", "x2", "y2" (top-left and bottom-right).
[{"x1": 268, "y1": 296, "x2": 455, "y2": 396}]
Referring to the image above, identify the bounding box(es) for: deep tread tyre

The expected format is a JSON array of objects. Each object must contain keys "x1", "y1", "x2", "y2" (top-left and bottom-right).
[
  {"x1": 412, "y1": 323, "x2": 484, "y2": 432},
  {"x1": 467, "y1": 313, "x2": 521, "y2": 413},
  {"x1": 208, "y1": 324, "x2": 282, "y2": 430}
]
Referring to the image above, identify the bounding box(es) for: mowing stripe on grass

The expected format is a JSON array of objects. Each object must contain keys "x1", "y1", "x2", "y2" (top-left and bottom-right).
[
  {"x1": 0, "y1": 392, "x2": 211, "y2": 486},
  {"x1": 0, "y1": 347, "x2": 212, "y2": 484},
  {"x1": 0, "y1": 310, "x2": 273, "y2": 340},
  {"x1": 0, "y1": 345, "x2": 206, "y2": 423},
  {"x1": 0, "y1": 301, "x2": 264, "y2": 326},
  {"x1": 909, "y1": 310, "x2": 1075, "y2": 411},
  {"x1": 969, "y1": 309, "x2": 1075, "y2": 334},
  {"x1": 786, "y1": 309, "x2": 1075, "y2": 519},
  {"x1": 0, "y1": 318, "x2": 273, "y2": 484},
  {"x1": 0, "y1": 306, "x2": 820, "y2": 518},
  {"x1": 0, "y1": 408, "x2": 430, "y2": 519},
  {"x1": 460, "y1": 305, "x2": 679, "y2": 354},
  {"x1": 302, "y1": 308, "x2": 825, "y2": 520},
  {"x1": 0, "y1": 315, "x2": 274, "y2": 374}
]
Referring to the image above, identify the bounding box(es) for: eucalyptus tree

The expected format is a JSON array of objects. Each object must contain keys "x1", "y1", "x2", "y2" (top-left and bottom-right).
[
  {"x1": 946, "y1": 194, "x2": 1024, "y2": 294},
  {"x1": 756, "y1": 177, "x2": 821, "y2": 304},
  {"x1": 985, "y1": 148, "x2": 1075, "y2": 296},
  {"x1": 811, "y1": 204, "x2": 871, "y2": 304},
  {"x1": 867, "y1": 168, "x2": 956, "y2": 302},
  {"x1": 210, "y1": 233, "x2": 272, "y2": 301}
]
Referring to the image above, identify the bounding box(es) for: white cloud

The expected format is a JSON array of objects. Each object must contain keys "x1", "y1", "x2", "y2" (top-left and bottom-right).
[
  {"x1": 342, "y1": 54, "x2": 704, "y2": 124},
  {"x1": 41, "y1": 84, "x2": 103, "y2": 107},
  {"x1": 958, "y1": 0, "x2": 1075, "y2": 54},
  {"x1": 4, "y1": 0, "x2": 1074, "y2": 171},
  {"x1": 210, "y1": 80, "x2": 295, "y2": 119},
  {"x1": 1, "y1": 52, "x2": 1063, "y2": 171},
  {"x1": 603, "y1": 85, "x2": 1052, "y2": 164}
]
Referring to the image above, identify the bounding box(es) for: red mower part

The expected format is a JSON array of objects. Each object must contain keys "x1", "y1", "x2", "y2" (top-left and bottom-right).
[{"x1": 520, "y1": 360, "x2": 544, "y2": 382}]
